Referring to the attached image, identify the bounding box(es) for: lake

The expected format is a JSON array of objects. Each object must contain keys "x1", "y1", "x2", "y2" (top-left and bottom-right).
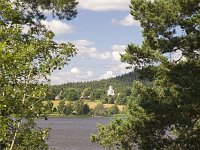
[{"x1": 37, "y1": 117, "x2": 111, "y2": 150}]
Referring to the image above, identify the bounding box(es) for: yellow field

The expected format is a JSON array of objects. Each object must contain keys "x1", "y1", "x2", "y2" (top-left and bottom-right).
[
  {"x1": 103, "y1": 104, "x2": 125, "y2": 112},
  {"x1": 50, "y1": 100, "x2": 125, "y2": 112}
]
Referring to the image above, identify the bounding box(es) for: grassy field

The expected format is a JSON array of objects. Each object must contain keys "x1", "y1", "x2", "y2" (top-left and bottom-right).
[{"x1": 50, "y1": 100, "x2": 125, "y2": 112}]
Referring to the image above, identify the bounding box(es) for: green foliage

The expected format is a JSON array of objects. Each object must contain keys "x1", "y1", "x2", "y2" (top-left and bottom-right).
[
  {"x1": 44, "y1": 101, "x2": 54, "y2": 114},
  {"x1": 124, "y1": 88, "x2": 132, "y2": 96},
  {"x1": 81, "y1": 88, "x2": 92, "y2": 97},
  {"x1": 63, "y1": 102, "x2": 73, "y2": 115},
  {"x1": 73, "y1": 100, "x2": 90, "y2": 115},
  {"x1": 89, "y1": 91, "x2": 94, "y2": 100},
  {"x1": 107, "y1": 95, "x2": 115, "y2": 104},
  {"x1": 0, "y1": 0, "x2": 77, "y2": 149},
  {"x1": 82, "y1": 104, "x2": 90, "y2": 115},
  {"x1": 116, "y1": 87, "x2": 132, "y2": 105},
  {"x1": 62, "y1": 88, "x2": 80, "y2": 101},
  {"x1": 101, "y1": 96, "x2": 108, "y2": 104},
  {"x1": 92, "y1": 104, "x2": 107, "y2": 116},
  {"x1": 13, "y1": 0, "x2": 78, "y2": 21},
  {"x1": 107, "y1": 104, "x2": 119, "y2": 115},
  {"x1": 53, "y1": 107, "x2": 57, "y2": 113},
  {"x1": 116, "y1": 93, "x2": 128, "y2": 105},
  {"x1": 57, "y1": 100, "x2": 65, "y2": 114},
  {"x1": 54, "y1": 100, "x2": 91, "y2": 115},
  {"x1": 91, "y1": 99, "x2": 149, "y2": 150},
  {"x1": 48, "y1": 72, "x2": 138, "y2": 101},
  {"x1": 91, "y1": 0, "x2": 200, "y2": 149},
  {"x1": 91, "y1": 89, "x2": 104, "y2": 100}
]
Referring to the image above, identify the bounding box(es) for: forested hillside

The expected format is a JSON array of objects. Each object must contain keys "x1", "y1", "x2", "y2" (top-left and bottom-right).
[{"x1": 47, "y1": 71, "x2": 138, "y2": 102}]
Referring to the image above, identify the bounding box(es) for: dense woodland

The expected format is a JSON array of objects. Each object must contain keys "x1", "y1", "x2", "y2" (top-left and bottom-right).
[{"x1": 47, "y1": 71, "x2": 139, "y2": 104}]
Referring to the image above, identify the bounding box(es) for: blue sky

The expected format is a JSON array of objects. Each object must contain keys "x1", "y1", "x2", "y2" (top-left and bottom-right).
[{"x1": 44, "y1": 0, "x2": 143, "y2": 84}]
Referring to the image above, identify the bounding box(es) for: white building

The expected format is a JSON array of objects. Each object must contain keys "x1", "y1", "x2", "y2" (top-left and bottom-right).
[
  {"x1": 107, "y1": 85, "x2": 115, "y2": 96},
  {"x1": 55, "y1": 95, "x2": 60, "y2": 100}
]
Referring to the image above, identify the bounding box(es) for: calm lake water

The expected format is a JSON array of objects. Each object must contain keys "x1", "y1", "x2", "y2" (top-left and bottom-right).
[{"x1": 37, "y1": 117, "x2": 111, "y2": 150}]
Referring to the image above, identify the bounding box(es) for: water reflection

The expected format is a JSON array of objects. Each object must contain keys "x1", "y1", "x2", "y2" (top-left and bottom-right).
[{"x1": 37, "y1": 117, "x2": 111, "y2": 150}]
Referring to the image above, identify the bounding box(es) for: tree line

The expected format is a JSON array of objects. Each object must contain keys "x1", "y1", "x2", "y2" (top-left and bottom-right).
[
  {"x1": 47, "y1": 72, "x2": 139, "y2": 105},
  {"x1": 51, "y1": 100, "x2": 120, "y2": 116}
]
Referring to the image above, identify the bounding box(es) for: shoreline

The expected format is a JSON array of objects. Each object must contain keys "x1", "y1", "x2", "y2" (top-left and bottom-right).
[{"x1": 38, "y1": 113, "x2": 125, "y2": 119}]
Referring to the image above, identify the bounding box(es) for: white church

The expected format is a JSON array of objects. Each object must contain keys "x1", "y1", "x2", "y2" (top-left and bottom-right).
[{"x1": 107, "y1": 85, "x2": 115, "y2": 96}]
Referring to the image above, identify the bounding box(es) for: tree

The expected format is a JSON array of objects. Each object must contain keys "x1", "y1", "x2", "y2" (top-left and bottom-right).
[
  {"x1": 57, "y1": 100, "x2": 65, "y2": 114},
  {"x1": 91, "y1": 0, "x2": 200, "y2": 149},
  {"x1": 48, "y1": 71, "x2": 138, "y2": 100},
  {"x1": 82, "y1": 104, "x2": 90, "y2": 115},
  {"x1": 73, "y1": 100, "x2": 84, "y2": 115},
  {"x1": 116, "y1": 93, "x2": 128, "y2": 105},
  {"x1": 101, "y1": 96, "x2": 108, "y2": 104},
  {"x1": 124, "y1": 88, "x2": 132, "y2": 96},
  {"x1": 0, "y1": 0, "x2": 78, "y2": 149},
  {"x1": 93, "y1": 104, "x2": 107, "y2": 116},
  {"x1": 44, "y1": 101, "x2": 54, "y2": 114},
  {"x1": 63, "y1": 102, "x2": 73, "y2": 115},
  {"x1": 107, "y1": 95, "x2": 115, "y2": 104},
  {"x1": 107, "y1": 104, "x2": 119, "y2": 115},
  {"x1": 90, "y1": 89, "x2": 105, "y2": 100},
  {"x1": 62, "y1": 88, "x2": 80, "y2": 101},
  {"x1": 81, "y1": 88, "x2": 92, "y2": 98}
]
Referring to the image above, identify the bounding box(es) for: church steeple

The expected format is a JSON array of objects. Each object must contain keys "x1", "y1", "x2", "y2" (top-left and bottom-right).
[{"x1": 107, "y1": 85, "x2": 115, "y2": 96}]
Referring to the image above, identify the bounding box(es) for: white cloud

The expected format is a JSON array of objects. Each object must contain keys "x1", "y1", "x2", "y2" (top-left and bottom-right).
[
  {"x1": 57, "y1": 40, "x2": 130, "y2": 82},
  {"x1": 86, "y1": 46, "x2": 126, "y2": 61},
  {"x1": 50, "y1": 67, "x2": 94, "y2": 84},
  {"x1": 111, "y1": 14, "x2": 140, "y2": 26},
  {"x1": 78, "y1": 0, "x2": 130, "y2": 11},
  {"x1": 111, "y1": 44, "x2": 127, "y2": 52},
  {"x1": 70, "y1": 67, "x2": 93, "y2": 78},
  {"x1": 41, "y1": 20, "x2": 74, "y2": 35},
  {"x1": 87, "y1": 71, "x2": 93, "y2": 76},
  {"x1": 89, "y1": 51, "x2": 113, "y2": 60},
  {"x1": 81, "y1": 43, "x2": 127, "y2": 61},
  {"x1": 99, "y1": 47, "x2": 132, "y2": 80},
  {"x1": 72, "y1": 40, "x2": 94, "y2": 47},
  {"x1": 111, "y1": 44, "x2": 126, "y2": 61},
  {"x1": 70, "y1": 40, "x2": 128, "y2": 61},
  {"x1": 111, "y1": 63, "x2": 132, "y2": 74},
  {"x1": 49, "y1": 41, "x2": 131, "y2": 83},
  {"x1": 100, "y1": 71, "x2": 115, "y2": 79},
  {"x1": 99, "y1": 51, "x2": 112, "y2": 59},
  {"x1": 164, "y1": 50, "x2": 186, "y2": 62},
  {"x1": 106, "y1": 44, "x2": 132, "y2": 76},
  {"x1": 112, "y1": 51, "x2": 124, "y2": 61},
  {"x1": 38, "y1": 6, "x2": 51, "y2": 15},
  {"x1": 101, "y1": 61, "x2": 133, "y2": 80},
  {"x1": 22, "y1": 25, "x2": 29, "y2": 34},
  {"x1": 170, "y1": 50, "x2": 182, "y2": 61},
  {"x1": 70, "y1": 67, "x2": 81, "y2": 74},
  {"x1": 71, "y1": 40, "x2": 96, "y2": 54}
]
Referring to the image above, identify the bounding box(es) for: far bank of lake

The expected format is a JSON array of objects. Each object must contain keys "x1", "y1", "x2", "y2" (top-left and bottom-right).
[{"x1": 37, "y1": 117, "x2": 112, "y2": 150}]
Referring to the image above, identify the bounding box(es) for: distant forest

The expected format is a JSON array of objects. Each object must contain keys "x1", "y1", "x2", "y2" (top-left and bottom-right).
[{"x1": 47, "y1": 72, "x2": 139, "y2": 104}]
